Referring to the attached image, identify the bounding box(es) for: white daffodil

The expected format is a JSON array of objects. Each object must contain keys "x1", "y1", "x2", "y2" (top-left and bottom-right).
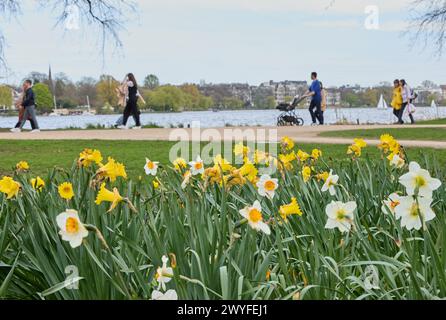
[
  {"x1": 144, "y1": 158, "x2": 159, "y2": 176},
  {"x1": 394, "y1": 196, "x2": 436, "y2": 231},
  {"x1": 399, "y1": 162, "x2": 441, "y2": 198},
  {"x1": 189, "y1": 155, "x2": 205, "y2": 176},
  {"x1": 56, "y1": 209, "x2": 89, "y2": 248},
  {"x1": 239, "y1": 200, "x2": 271, "y2": 235},
  {"x1": 390, "y1": 154, "x2": 405, "y2": 169},
  {"x1": 381, "y1": 193, "x2": 401, "y2": 215},
  {"x1": 156, "y1": 255, "x2": 174, "y2": 291},
  {"x1": 256, "y1": 174, "x2": 279, "y2": 199},
  {"x1": 321, "y1": 170, "x2": 339, "y2": 196},
  {"x1": 325, "y1": 201, "x2": 357, "y2": 233},
  {"x1": 151, "y1": 289, "x2": 178, "y2": 300}
]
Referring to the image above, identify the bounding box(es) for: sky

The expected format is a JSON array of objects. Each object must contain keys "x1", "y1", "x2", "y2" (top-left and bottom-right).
[{"x1": 0, "y1": 0, "x2": 445, "y2": 87}]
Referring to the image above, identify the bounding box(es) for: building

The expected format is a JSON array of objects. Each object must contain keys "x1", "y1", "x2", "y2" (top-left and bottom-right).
[{"x1": 260, "y1": 80, "x2": 308, "y2": 104}]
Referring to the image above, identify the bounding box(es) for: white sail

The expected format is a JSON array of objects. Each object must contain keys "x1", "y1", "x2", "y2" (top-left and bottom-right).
[
  {"x1": 431, "y1": 100, "x2": 437, "y2": 108},
  {"x1": 377, "y1": 94, "x2": 388, "y2": 109}
]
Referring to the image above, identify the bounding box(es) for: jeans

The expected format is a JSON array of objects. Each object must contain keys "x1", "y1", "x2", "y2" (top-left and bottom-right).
[
  {"x1": 122, "y1": 99, "x2": 141, "y2": 127},
  {"x1": 19, "y1": 105, "x2": 39, "y2": 129},
  {"x1": 309, "y1": 100, "x2": 323, "y2": 124}
]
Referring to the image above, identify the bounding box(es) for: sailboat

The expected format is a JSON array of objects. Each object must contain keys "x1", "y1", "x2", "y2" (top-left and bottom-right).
[
  {"x1": 377, "y1": 94, "x2": 388, "y2": 109},
  {"x1": 431, "y1": 100, "x2": 437, "y2": 108}
]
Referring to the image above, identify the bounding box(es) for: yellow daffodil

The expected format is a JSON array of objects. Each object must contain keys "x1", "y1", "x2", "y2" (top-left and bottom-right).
[
  {"x1": 311, "y1": 149, "x2": 322, "y2": 160},
  {"x1": 353, "y1": 138, "x2": 367, "y2": 148},
  {"x1": 213, "y1": 155, "x2": 234, "y2": 172},
  {"x1": 0, "y1": 176, "x2": 21, "y2": 199},
  {"x1": 203, "y1": 167, "x2": 223, "y2": 185},
  {"x1": 234, "y1": 142, "x2": 250, "y2": 158},
  {"x1": 30, "y1": 176, "x2": 45, "y2": 192},
  {"x1": 316, "y1": 171, "x2": 330, "y2": 182},
  {"x1": 296, "y1": 150, "x2": 310, "y2": 162},
  {"x1": 281, "y1": 136, "x2": 295, "y2": 151},
  {"x1": 278, "y1": 152, "x2": 296, "y2": 171},
  {"x1": 378, "y1": 134, "x2": 400, "y2": 154},
  {"x1": 95, "y1": 183, "x2": 123, "y2": 212},
  {"x1": 172, "y1": 158, "x2": 187, "y2": 171},
  {"x1": 97, "y1": 157, "x2": 127, "y2": 182},
  {"x1": 347, "y1": 143, "x2": 362, "y2": 157},
  {"x1": 302, "y1": 166, "x2": 312, "y2": 183},
  {"x1": 16, "y1": 161, "x2": 30, "y2": 171},
  {"x1": 58, "y1": 182, "x2": 74, "y2": 200},
  {"x1": 153, "y1": 179, "x2": 160, "y2": 189},
  {"x1": 239, "y1": 160, "x2": 258, "y2": 184},
  {"x1": 78, "y1": 149, "x2": 103, "y2": 167},
  {"x1": 279, "y1": 197, "x2": 303, "y2": 221},
  {"x1": 224, "y1": 169, "x2": 246, "y2": 188},
  {"x1": 347, "y1": 138, "x2": 367, "y2": 157}
]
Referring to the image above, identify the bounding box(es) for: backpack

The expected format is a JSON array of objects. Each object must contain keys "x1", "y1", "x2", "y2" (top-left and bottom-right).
[{"x1": 410, "y1": 89, "x2": 418, "y2": 101}]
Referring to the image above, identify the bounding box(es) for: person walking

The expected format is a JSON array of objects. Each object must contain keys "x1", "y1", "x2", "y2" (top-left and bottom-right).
[
  {"x1": 390, "y1": 79, "x2": 403, "y2": 124},
  {"x1": 401, "y1": 79, "x2": 416, "y2": 124},
  {"x1": 117, "y1": 73, "x2": 145, "y2": 130},
  {"x1": 399, "y1": 79, "x2": 413, "y2": 124},
  {"x1": 10, "y1": 80, "x2": 40, "y2": 133},
  {"x1": 304, "y1": 72, "x2": 323, "y2": 125}
]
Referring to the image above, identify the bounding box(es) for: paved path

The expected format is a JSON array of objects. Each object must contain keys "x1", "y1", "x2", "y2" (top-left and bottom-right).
[{"x1": 1, "y1": 124, "x2": 446, "y2": 149}]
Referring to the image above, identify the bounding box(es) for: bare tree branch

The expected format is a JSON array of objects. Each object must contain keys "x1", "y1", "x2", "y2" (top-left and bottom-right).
[
  {"x1": 0, "y1": 0, "x2": 136, "y2": 71},
  {"x1": 410, "y1": 0, "x2": 446, "y2": 56}
]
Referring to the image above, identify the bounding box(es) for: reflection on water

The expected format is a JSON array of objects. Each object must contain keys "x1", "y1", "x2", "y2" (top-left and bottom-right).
[{"x1": 1, "y1": 107, "x2": 445, "y2": 130}]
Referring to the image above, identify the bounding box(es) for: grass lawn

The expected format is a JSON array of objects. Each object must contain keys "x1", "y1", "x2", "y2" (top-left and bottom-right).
[
  {"x1": 319, "y1": 127, "x2": 446, "y2": 141},
  {"x1": 1, "y1": 140, "x2": 446, "y2": 177},
  {"x1": 415, "y1": 118, "x2": 446, "y2": 125}
]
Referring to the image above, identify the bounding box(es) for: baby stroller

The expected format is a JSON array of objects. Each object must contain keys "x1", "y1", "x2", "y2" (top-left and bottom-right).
[{"x1": 276, "y1": 95, "x2": 305, "y2": 126}]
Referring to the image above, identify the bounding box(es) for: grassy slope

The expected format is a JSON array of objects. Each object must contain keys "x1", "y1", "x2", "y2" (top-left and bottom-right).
[
  {"x1": 319, "y1": 127, "x2": 446, "y2": 141},
  {"x1": 1, "y1": 140, "x2": 446, "y2": 177}
]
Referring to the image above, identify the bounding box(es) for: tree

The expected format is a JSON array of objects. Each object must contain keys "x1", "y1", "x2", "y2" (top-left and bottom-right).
[
  {"x1": 144, "y1": 74, "x2": 160, "y2": 89},
  {"x1": 26, "y1": 72, "x2": 48, "y2": 84},
  {"x1": 411, "y1": 0, "x2": 446, "y2": 54},
  {"x1": 0, "y1": 85, "x2": 12, "y2": 108},
  {"x1": 77, "y1": 77, "x2": 98, "y2": 107},
  {"x1": 0, "y1": 0, "x2": 137, "y2": 69},
  {"x1": 96, "y1": 75, "x2": 119, "y2": 109},
  {"x1": 145, "y1": 85, "x2": 185, "y2": 112},
  {"x1": 33, "y1": 83, "x2": 53, "y2": 114},
  {"x1": 362, "y1": 88, "x2": 379, "y2": 107}
]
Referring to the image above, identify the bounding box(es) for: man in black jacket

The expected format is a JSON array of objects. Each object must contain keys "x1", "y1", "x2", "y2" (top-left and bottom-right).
[{"x1": 10, "y1": 80, "x2": 40, "y2": 133}]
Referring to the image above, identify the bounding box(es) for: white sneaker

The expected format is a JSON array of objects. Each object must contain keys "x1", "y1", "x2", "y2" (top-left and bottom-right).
[
  {"x1": 10, "y1": 128, "x2": 21, "y2": 133},
  {"x1": 31, "y1": 129, "x2": 41, "y2": 133},
  {"x1": 117, "y1": 125, "x2": 128, "y2": 130},
  {"x1": 132, "y1": 126, "x2": 142, "y2": 130}
]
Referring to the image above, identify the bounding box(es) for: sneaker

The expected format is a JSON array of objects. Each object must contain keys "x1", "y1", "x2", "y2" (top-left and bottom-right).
[
  {"x1": 10, "y1": 128, "x2": 21, "y2": 133},
  {"x1": 132, "y1": 126, "x2": 142, "y2": 130},
  {"x1": 117, "y1": 125, "x2": 128, "y2": 130},
  {"x1": 31, "y1": 129, "x2": 41, "y2": 133}
]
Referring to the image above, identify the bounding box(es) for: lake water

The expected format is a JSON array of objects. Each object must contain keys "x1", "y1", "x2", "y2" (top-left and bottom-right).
[{"x1": 1, "y1": 107, "x2": 445, "y2": 130}]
